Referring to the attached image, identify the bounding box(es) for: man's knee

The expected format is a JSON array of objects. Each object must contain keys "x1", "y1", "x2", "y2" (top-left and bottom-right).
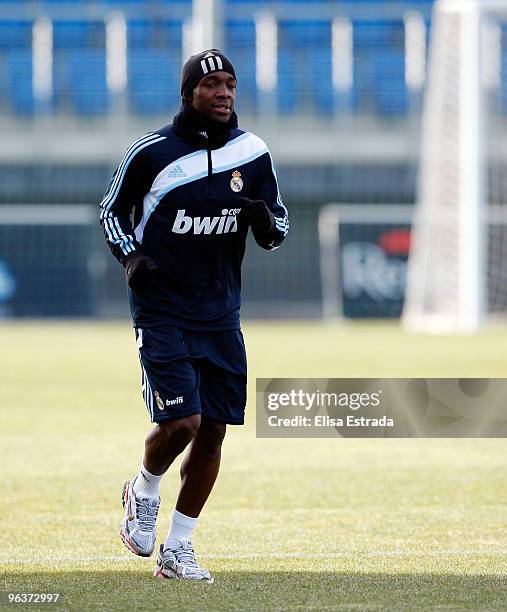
[
  {"x1": 195, "y1": 418, "x2": 227, "y2": 454},
  {"x1": 156, "y1": 414, "x2": 201, "y2": 449}
]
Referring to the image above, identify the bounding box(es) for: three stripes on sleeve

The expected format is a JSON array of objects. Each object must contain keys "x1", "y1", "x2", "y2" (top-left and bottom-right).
[{"x1": 99, "y1": 132, "x2": 166, "y2": 258}]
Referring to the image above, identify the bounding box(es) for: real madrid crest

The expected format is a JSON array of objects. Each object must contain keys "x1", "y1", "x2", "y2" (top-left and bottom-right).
[
  {"x1": 154, "y1": 390, "x2": 165, "y2": 411},
  {"x1": 230, "y1": 170, "x2": 243, "y2": 193}
]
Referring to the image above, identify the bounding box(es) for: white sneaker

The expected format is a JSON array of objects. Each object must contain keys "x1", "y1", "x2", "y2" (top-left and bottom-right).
[
  {"x1": 153, "y1": 540, "x2": 214, "y2": 583},
  {"x1": 120, "y1": 478, "x2": 160, "y2": 557}
]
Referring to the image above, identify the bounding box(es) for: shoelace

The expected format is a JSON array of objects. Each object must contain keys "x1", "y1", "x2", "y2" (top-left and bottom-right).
[
  {"x1": 174, "y1": 541, "x2": 199, "y2": 568},
  {"x1": 135, "y1": 498, "x2": 158, "y2": 531}
]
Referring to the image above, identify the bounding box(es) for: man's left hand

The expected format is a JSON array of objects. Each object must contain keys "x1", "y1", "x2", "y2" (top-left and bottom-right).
[{"x1": 237, "y1": 197, "x2": 275, "y2": 235}]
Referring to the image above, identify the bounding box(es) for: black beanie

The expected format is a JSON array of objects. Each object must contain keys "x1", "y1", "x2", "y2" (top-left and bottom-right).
[{"x1": 180, "y1": 49, "x2": 236, "y2": 100}]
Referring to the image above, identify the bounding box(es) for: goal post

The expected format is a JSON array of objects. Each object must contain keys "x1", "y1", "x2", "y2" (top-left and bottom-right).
[{"x1": 402, "y1": 0, "x2": 507, "y2": 333}]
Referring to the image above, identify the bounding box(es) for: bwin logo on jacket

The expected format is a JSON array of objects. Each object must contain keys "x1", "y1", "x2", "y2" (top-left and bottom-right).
[{"x1": 172, "y1": 208, "x2": 241, "y2": 235}]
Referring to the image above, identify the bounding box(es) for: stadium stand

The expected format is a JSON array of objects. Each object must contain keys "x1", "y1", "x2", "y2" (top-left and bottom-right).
[
  {"x1": 127, "y1": 19, "x2": 182, "y2": 114},
  {"x1": 224, "y1": 20, "x2": 257, "y2": 113},
  {"x1": 7, "y1": 50, "x2": 34, "y2": 114},
  {"x1": 53, "y1": 20, "x2": 107, "y2": 114},
  {"x1": 0, "y1": 1, "x2": 435, "y2": 117},
  {"x1": 0, "y1": 20, "x2": 32, "y2": 113},
  {"x1": 128, "y1": 48, "x2": 180, "y2": 114},
  {"x1": 278, "y1": 20, "x2": 332, "y2": 114}
]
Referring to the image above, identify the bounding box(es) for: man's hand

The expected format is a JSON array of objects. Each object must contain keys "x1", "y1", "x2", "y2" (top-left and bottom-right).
[
  {"x1": 237, "y1": 197, "x2": 274, "y2": 235},
  {"x1": 123, "y1": 252, "x2": 159, "y2": 295}
]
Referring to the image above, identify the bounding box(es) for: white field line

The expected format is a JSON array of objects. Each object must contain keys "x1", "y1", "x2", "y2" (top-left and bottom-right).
[{"x1": 1, "y1": 550, "x2": 507, "y2": 564}]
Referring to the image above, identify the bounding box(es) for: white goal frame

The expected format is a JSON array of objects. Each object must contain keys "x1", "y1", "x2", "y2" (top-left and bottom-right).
[{"x1": 403, "y1": 0, "x2": 507, "y2": 333}]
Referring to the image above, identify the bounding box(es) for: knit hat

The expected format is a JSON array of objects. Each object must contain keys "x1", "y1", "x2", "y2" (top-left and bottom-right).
[{"x1": 180, "y1": 49, "x2": 236, "y2": 100}]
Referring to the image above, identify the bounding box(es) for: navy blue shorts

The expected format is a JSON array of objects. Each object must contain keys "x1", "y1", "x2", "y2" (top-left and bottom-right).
[{"x1": 135, "y1": 326, "x2": 247, "y2": 425}]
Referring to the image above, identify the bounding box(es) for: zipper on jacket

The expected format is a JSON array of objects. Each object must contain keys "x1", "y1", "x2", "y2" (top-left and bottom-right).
[
  {"x1": 207, "y1": 148, "x2": 212, "y2": 178},
  {"x1": 206, "y1": 147, "x2": 214, "y2": 198}
]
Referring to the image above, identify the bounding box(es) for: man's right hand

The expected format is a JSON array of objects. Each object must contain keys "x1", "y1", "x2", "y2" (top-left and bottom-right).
[{"x1": 123, "y1": 252, "x2": 159, "y2": 295}]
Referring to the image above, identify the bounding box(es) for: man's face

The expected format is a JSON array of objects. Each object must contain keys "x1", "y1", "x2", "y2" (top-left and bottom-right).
[{"x1": 190, "y1": 71, "x2": 236, "y2": 124}]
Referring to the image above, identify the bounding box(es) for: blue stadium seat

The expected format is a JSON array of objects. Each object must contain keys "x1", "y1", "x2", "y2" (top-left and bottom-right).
[
  {"x1": 128, "y1": 19, "x2": 183, "y2": 50},
  {"x1": 308, "y1": 47, "x2": 333, "y2": 114},
  {"x1": 225, "y1": 21, "x2": 256, "y2": 113},
  {"x1": 127, "y1": 11, "x2": 183, "y2": 116},
  {"x1": 53, "y1": 20, "x2": 104, "y2": 49},
  {"x1": 372, "y1": 49, "x2": 407, "y2": 116},
  {"x1": 53, "y1": 49, "x2": 108, "y2": 115},
  {"x1": 353, "y1": 20, "x2": 404, "y2": 50},
  {"x1": 501, "y1": 49, "x2": 507, "y2": 114},
  {"x1": 95, "y1": 0, "x2": 149, "y2": 5},
  {"x1": 67, "y1": 49, "x2": 109, "y2": 115},
  {"x1": 225, "y1": 0, "x2": 326, "y2": 3},
  {"x1": 277, "y1": 49, "x2": 296, "y2": 114},
  {"x1": 278, "y1": 47, "x2": 335, "y2": 115},
  {"x1": 226, "y1": 20, "x2": 255, "y2": 46},
  {"x1": 52, "y1": 18, "x2": 107, "y2": 114},
  {"x1": 230, "y1": 49, "x2": 257, "y2": 113},
  {"x1": 100, "y1": 0, "x2": 143, "y2": 3},
  {"x1": 39, "y1": 0, "x2": 84, "y2": 4},
  {"x1": 53, "y1": 50, "x2": 70, "y2": 112},
  {"x1": 98, "y1": 0, "x2": 191, "y2": 3},
  {"x1": 278, "y1": 21, "x2": 332, "y2": 114},
  {"x1": 128, "y1": 48, "x2": 180, "y2": 115},
  {"x1": 352, "y1": 49, "x2": 375, "y2": 113},
  {"x1": 7, "y1": 50, "x2": 34, "y2": 114},
  {"x1": 0, "y1": 20, "x2": 33, "y2": 114},
  {"x1": 352, "y1": 19, "x2": 407, "y2": 116},
  {"x1": 279, "y1": 20, "x2": 329, "y2": 47},
  {"x1": 0, "y1": 21, "x2": 32, "y2": 49}
]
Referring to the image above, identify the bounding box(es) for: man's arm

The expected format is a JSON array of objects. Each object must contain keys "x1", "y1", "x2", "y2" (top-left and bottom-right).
[
  {"x1": 99, "y1": 133, "x2": 159, "y2": 264},
  {"x1": 99, "y1": 133, "x2": 163, "y2": 292},
  {"x1": 240, "y1": 150, "x2": 289, "y2": 250}
]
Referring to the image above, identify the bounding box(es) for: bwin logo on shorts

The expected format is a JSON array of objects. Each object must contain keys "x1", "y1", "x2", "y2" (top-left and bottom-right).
[
  {"x1": 166, "y1": 396, "x2": 183, "y2": 407},
  {"x1": 172, "y1": 208, "x2": 240, "y2": 235}
]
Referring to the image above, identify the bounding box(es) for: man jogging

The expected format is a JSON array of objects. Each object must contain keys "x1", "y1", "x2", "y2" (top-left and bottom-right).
[{"x1": 99, "y1": 49, "x2": 289, "y2": 583}]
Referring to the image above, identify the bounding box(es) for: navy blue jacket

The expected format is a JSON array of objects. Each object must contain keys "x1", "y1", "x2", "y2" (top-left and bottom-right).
[{"x1": 99, "y1": 124, "x2": 289, "y2": 330}]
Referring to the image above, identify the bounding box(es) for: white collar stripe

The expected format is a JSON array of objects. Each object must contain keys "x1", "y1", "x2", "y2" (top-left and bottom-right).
[
  {"x1": 210, "y1": 132, "x2": 268, "y2": 173},
  {"x1": 224, "y1": 132, "x2": 250, "y2": 147},
  {"x1": 212, "y1": 148, "x2": 268, "y2": 176}
]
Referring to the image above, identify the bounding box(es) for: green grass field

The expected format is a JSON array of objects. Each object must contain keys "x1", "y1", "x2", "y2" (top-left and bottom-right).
[{"x1": 1, "y1": 321, "x2": 506, "y2": 611}]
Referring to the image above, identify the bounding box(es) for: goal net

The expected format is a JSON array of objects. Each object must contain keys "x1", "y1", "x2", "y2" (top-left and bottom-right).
[{"x1": 403, "y1": 0, "x2": 507, "y2": 333}]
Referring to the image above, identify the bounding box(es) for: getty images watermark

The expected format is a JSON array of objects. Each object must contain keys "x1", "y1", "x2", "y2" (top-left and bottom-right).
[{"x1": 256, "y1": 379, "x2": 507, "y2": 438}]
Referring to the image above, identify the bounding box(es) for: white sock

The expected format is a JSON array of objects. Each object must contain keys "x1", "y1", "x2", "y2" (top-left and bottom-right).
[
  {"x1": 165, "y1": 509, "x2": 198, "y2": 549},
  {"x1": 133, "y1": 464, "x2": 163, "y2": 497}
]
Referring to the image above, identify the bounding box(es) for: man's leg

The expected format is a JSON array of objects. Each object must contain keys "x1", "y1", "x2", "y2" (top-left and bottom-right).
[
  {"x1": 162, "y1": 417, "x2": 226, "y2": 547},
  {"x1": 120, "y1": 415, "x2": 200, "y2": 557},
  {"x1": 176, "y1": 416, "x2": 227, "y2": 517},
  {"x1": 155, "y1": 329, "x2": 243, "y2": 581},
  {"x1": 154, "y1": 417, "x2": 225, "y2": 582},
  {"x1": 143, "y1": 414, "x2": 202, "y2": 476}
]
